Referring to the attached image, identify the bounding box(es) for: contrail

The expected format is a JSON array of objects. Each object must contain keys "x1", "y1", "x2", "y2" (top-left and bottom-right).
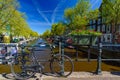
[
  {"x1": 31, "y1": 0, "x2": 51, "y2": 25},
  {"x1": 51, "y1": 0, "x2": 66, "y2": 24},
  {"x1": 91, "y1": 0, "x2": 100, "y2": 9},
  {"x1": 36, "y1": 8, "x2": 51, "y2": 25},
  {"x1": 37, "y1": 10, "x2": 64, "y2": 13}
]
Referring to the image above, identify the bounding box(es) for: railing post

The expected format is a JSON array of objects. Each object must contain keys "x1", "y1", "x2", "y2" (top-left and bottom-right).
[
  {"x1": 76, "y1": 47, "x2": 78, "y2": 61},
  {"x1": 76, "y1": 36, "x2": 79, "y2": 61},
  {"x1": 60, "y1": 40, "x2": 65, "y2": 76},
  {"x1": 88, "y1": 45, "x2": 91, "y2": 62},
  {"x1": 96, "y1": 42, "x2": 102, "y2": 75}
]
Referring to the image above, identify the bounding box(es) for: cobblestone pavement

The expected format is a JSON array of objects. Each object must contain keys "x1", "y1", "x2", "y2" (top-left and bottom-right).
[{"x1": 0, "y1": 71, "x2": 120, "y2": 80}]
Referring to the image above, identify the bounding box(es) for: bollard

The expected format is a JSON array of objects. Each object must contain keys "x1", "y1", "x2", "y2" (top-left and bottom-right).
[{"x1": 96, "y1": 42, "x2": 102, "y2": 75}]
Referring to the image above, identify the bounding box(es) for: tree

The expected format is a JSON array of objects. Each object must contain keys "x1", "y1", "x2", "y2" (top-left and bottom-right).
[
  {"x1": 0, "y1": 0, "x2": 39, "y2": 42},
  {"x1": 64, "y1": 0, "x2": 99, "y2": 31},
  {"x1": 102, "y1": 0, "x2": 120, "y2": 31},
  {"x1": 64, "y1": 8, "x2": 74, "y2": 24},
  {"x1": 51, "y1": 23, "x2": 65, "y2": 36},
  {"x1": 0, "y1": 0, "x2": 19, "y2": 28},
  {"x1": 42, "y1": 29, "x2": 51, "y2": 38},
  {"x1": 101, "y1": 0, "x2": 120, "y2": 43}
]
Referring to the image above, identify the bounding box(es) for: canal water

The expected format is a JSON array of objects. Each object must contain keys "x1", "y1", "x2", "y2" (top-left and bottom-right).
[{"x1": 0, "y1": 38, "x2": 120, "y2": 74}]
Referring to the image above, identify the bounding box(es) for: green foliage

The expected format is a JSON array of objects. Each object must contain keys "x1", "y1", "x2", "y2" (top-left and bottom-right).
[
  {"x1": 42, "y1": 29, "x2": 51, "y2": 38},
  {"x1": 74, "y1": 0, "x2": 90, "y2": 16},
  {"x1": 69, "y1": 30, "x2": 102, "y2": 36},
  {"x1": 102, "y1": 0, "x2": 120, "y2": 24},
  {"x1": 0, "y1": 0, "x2": 39, "y2": 39},
  {"x1": 64, "y1": 8, "x2": 74, "y2": 23},
  {"x1": 64, "y1": 0, "x2": 99, "y2": 31},
  {"x1": 3, "y1": 36, "x2": 10, "y2": 43},
  {"x1": 51, "y1": 23, "x2": 65, "y2": 36},
  {"x1": 30, "y1": 31, "x2": 39, "y2": 37},
  {"x1": 0, "y1": 0, "x2": 19, "y2": 28},
  {"x1": 73, "y1": 15, "x2": 88, "y2": 29}
]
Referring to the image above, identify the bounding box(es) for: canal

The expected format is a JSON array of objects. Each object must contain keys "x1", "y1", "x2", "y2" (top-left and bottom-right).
[
  {"x1": 30, "y1": 38, "x2": 120, "y2": 72},
  {"x1": 0, "y1": 38, "x2": 120, "y2": 74}
]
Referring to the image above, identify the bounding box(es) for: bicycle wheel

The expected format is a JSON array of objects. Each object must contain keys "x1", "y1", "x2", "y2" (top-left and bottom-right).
[
  {"x1": 50, "y1": 54, "x2": 74, "y2": 77},
  {"x1": 10, "y1": 53, "x2": 37, "y2": 80}
]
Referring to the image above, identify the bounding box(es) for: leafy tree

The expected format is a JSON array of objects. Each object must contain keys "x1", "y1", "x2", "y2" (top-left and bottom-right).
[
  {"x1": 0, "y1": 0, "x2": 39, "y2": 42},
  {"x1": 101, "y1": 0, "x2": 120, "y2": 43},
  {"x1": 64, "y1": 0, "x2": 99, "y2": 31},
  {"x1": 101, "y1": 0, "x2": 120, "y2": 31},
  {"x1": 30, "y1": 31, "x2": 39, "y2": 37},
  {"x1": 64, "y1": 8, "x2": 74, "y2": 24},
  {"x1": 51, "y1": 23, "x2": 65, "y2": 36},
  {"x1": 0, "y1": 0, "x2": 19, "y2": 28},
  {"x1": 42, "y1": 29, "x2": 51, "y2": 38}
]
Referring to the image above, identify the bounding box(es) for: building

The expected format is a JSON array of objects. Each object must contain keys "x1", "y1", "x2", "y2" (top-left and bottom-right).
[{"x1": 89, "y1": 2, "x2": 120, "y2": 44}]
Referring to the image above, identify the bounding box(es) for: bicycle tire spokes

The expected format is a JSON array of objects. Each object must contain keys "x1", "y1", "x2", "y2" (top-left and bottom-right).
[
  {"x1": 11, "y1": 53, "x2": 36, "y2": 79},
  {"x1": 50, "y1": 54, "x2": 74, "y2": 77}
]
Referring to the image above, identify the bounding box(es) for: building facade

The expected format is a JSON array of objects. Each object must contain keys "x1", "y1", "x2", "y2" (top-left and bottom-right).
[{"x1": 89, "y1": 17, "x2": 113, "y2": 44}]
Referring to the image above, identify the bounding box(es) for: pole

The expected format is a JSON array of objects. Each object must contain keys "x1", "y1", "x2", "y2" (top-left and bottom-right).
[
  {"x1": 96, "y1": 42, "x2": 102, "y2": 75},
  {"x1": 88, "y1": 45, "x2": 91, "y2": 62},
  {"x1": 60, "y1": 38, "x2": 65, "y2": 76}
]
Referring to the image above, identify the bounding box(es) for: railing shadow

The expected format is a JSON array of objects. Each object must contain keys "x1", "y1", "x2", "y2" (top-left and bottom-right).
[{"x1": 111, "y1": 71, "x2": 120, "y2": 76}]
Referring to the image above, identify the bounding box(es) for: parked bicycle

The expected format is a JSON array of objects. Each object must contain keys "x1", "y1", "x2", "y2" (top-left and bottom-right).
[
  {"x1": 10, "y1": 45, "x2": 43, "y2": 80},
  {"x1": 48, "y1": 36, "x2": 74, "y2": 77}
]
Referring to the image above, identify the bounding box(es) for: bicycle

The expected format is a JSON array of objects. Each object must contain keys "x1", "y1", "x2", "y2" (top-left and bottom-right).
[
  {"x1": 10, "y1": 45, "x2": 43, "y2": 80},
  {"x1": 0, "y1": 43, "x2": 42, "y2": 80},
  {"x1": 10, "y1": 36, "x2": 74, "y2": 79},
  {"x1": 49, "y1": 36, "x2": 74, "y2": 77}
]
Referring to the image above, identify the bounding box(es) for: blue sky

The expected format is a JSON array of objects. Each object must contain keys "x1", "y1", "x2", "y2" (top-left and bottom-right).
[{"x1": 18, "y1": 0, "x2": 102, "y2": 34}]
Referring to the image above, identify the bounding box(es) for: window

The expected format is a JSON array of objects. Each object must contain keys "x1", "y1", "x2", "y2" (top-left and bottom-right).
[
  {"x1": 89, "y1": 20, "x2": 92, "y2": 25},
  {"x1": 106, "y1": 24, "x2": 111, "y2": 33},
  {"x1": 98, "y1": 19, "x2": 101, "y2": 24},
  {"x1": 93, "y1": 20, "x2": 96, "y2": 24},
  {"x1": 97, "y1": 26, "x2": 100, "y2": 32},
  {"x1": 102, "y1": 25, "x2": 105, "y2": 32}
]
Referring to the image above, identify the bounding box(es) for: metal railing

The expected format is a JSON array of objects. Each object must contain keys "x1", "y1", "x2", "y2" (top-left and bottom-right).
[
  {"x1": 0, "y1": 42, "x2": 120, "y2": 75},
  {"x1": 74, "y1": 43, "x2": 120, "y2": 75}
]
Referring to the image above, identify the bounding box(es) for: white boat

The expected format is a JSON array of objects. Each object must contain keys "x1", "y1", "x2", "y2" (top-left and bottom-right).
[{"x1": 39, "y1": 42, "x2": 46, "y2": 47}]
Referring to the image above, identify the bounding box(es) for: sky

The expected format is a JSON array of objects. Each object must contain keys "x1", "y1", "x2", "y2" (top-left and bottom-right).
[{"x1": 18, "y1": 0, "x2": 102, "y2": 34}]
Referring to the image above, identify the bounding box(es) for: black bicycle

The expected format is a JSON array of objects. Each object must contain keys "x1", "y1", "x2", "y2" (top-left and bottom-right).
[
  {"x1": 10, "y1": 45, "x2": 43, "y2": 80},
  {"x1": 49, "y1": 36, "x2": 74, "y2": 77}
]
